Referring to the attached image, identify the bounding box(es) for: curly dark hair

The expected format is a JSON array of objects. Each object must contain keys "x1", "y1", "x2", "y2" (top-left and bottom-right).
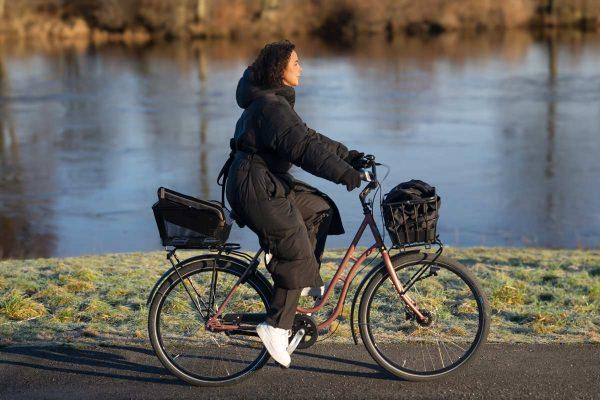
[{"x1": 250, "y1": 40, "x2": 296, "y2": 89}]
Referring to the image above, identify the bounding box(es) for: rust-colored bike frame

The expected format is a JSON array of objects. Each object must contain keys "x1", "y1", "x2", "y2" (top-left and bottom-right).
[
  {"x1": 206, "y1": 209, "x2": 426, "y2": 333},
  {"x1": 296, "y1": 212, "x2": 426, "y2": 330}
]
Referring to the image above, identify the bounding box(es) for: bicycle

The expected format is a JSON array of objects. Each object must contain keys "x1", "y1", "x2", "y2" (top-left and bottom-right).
[{"x1": 147, "y1": 155, "x2": 490, "y2": 386}]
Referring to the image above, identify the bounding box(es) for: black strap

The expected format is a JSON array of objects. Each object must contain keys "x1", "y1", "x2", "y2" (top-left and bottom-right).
[
  {"x1": 216, "y1": 138, "x2": 237, "y2": 207},
  {"x1": 217, "y1": 137, "x2": 262, "y2": 207}
]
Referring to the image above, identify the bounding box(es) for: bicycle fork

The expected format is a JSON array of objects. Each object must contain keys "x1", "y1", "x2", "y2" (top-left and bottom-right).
[
  {"x1": 381, "y1": 250, "x2": 427, "y2": 322},
  {"x1": 360, "y1": 213, "x2": 429, "y2": 324}
]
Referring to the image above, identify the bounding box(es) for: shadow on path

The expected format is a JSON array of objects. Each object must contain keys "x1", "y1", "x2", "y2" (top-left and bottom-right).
[
  {"x1": 289, "y1": 348, "x2": 394, "y2": 381},
  {"x1": 0, "y1": 344, "x2": 184, "y2": 386},
  {"x1": 0, "y1": 342, "x2": 395, "y2": 385}
]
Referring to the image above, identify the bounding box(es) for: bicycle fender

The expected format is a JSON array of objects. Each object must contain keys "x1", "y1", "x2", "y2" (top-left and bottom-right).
[{"x1": 349, "y1": 250, "x2": 421, "y2": 345}]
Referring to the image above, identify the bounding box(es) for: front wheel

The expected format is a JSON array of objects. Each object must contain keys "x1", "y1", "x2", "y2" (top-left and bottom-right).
[
  {"x1": 148, "y1": 256, "x2": 273, "y2": 386},
  {"x1": 359, "y1": 252, "x2": 490, "y2": 381}
]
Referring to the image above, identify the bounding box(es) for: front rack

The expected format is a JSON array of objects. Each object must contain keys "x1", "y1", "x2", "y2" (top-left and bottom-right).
[{"x1": 391, "y1": 235, "x2": 443, "y2": 251}]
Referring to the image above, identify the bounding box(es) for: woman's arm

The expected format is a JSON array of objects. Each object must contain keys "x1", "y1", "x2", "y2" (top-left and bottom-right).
[
  {"x1": 306, "y1": 128, "x2": 349, "y2": 160},
  {"x1": 260, "y1": 100, "x2": 354, "y2": 184}
]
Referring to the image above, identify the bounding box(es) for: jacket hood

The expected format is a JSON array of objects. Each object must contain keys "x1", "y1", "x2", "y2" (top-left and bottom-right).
[{"x1": 236, "y1": 67, "x2": 296, "y2": 109}]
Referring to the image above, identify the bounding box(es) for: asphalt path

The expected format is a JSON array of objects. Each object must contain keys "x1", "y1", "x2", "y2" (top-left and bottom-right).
[{"x1": 0, "y1": 342, "x2": 598, "y2": 399}]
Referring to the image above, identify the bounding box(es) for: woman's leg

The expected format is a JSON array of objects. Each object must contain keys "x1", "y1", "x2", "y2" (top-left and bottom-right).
[
  {"x1": 229, "y1": 187, "x2": 331, "y2": 330},
  {"x1": 229, "y1": 194, "x2": 322, "y2": 303},
  {"x1": 289, "y1": 190, "x2": 333, "y2": 267},
  {"x1": 265, "y1": 287, "x2": 301, "y2": 329}
]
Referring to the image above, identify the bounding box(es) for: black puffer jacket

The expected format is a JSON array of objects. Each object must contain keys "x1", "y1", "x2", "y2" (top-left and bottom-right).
[
  {"x1": 225, "y1": 67, "x2": 355, "y2": 288},
  {"x1": 226, "y1": 67, "x2": 354, "y2": 232}
]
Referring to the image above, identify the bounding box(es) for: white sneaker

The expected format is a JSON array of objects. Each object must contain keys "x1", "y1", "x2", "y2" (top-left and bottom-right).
[
  {"x1": 300, "y1": 285, "x2": 326, "y2": 298},
  {"x1": 256, "y1": 322, "x2": 291, "y2": 368}
]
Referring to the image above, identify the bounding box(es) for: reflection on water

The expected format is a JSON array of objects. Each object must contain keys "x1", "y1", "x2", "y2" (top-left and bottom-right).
[{"x1": 0, "y1": 32, "x2": 599, "y2": 259}]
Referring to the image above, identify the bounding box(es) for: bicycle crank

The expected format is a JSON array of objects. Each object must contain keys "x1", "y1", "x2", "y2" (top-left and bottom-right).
[{"x1": 289, "y1": 314, "x2": 318, "y2": 351}]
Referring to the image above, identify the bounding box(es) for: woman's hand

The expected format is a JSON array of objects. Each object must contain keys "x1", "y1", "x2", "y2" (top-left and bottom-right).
[
  {"x1": 340, "y1": 169, "x2": 362, "y2": 191},
  {"x1": 345, "y1": 150, "x2": 366, "y2": 170}
]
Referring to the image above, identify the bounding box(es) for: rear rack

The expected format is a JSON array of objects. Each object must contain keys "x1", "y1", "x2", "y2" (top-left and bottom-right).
[{"x1": 164, "y1": 243, "x2": 259, "y2": 268}]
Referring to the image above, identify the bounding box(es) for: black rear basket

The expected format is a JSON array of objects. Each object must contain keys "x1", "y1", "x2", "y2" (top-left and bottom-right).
[
  {"x1": 382, "y1": 196, "x2": 440, "y2": 246},
  {"x1": 152, "y1": 187, "x2": 232, "y2": 249}
]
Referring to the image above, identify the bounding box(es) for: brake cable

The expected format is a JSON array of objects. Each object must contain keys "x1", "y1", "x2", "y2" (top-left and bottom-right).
[{"x1": 375, "y1": 162, "x2": 391, "y2": 246}]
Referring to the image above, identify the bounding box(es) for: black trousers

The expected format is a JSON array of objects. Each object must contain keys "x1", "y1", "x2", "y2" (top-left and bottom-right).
[{"x1": 265, "y1": 189, "x2": 332, "y2": 329}]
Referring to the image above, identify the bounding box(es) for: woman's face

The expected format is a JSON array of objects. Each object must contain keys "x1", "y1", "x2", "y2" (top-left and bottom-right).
[{"x1": 282, "y1": 50, "x2": 302, "y2": 87}]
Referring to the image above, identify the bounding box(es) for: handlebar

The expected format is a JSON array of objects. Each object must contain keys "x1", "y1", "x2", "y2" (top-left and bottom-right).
[
  {"x1": 358, "y1": 154, "x2": 378, "y2": 182},
  {"x1": 358, "y1": 154, "x2": 379, "y2": 211}
]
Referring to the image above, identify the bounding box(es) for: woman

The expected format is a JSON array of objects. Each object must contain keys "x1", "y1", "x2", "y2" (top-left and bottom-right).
[{"x1": 225, "y1": 40, "x2": 364, "y2": 368}]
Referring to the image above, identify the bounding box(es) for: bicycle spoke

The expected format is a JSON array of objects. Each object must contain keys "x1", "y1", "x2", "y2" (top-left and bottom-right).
[
  {"x1": 436, "y1": 340, "x2": 445, "y2": 369},
  {"x1": 217, "y1": 345, "x2": 229, "y2": 377},
  {"x1": 440, "y1": 339, "x2": 455, "y2": 365},
  {"x1": 445, "y1": 339, "x2": 466, "y2": 353},
  {"x1": 420, "y1": 341, "x2": 426, "y2": 372},
  {"x1": 425, "y1": 342, "x2": 435, "y2": 371}
]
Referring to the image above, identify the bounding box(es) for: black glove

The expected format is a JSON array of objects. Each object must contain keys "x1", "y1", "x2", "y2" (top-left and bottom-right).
[
  {"x1": 340, "y1": 169, "x2": 362, "y2": 192},
  {"x1": 345, "y1": 150, "x2": 365, "y2": 170}
]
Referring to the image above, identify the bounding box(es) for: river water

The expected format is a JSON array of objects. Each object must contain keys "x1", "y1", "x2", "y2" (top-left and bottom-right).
[{"x1": 0, "y1": 32, "x2": 599, "y2": 259}]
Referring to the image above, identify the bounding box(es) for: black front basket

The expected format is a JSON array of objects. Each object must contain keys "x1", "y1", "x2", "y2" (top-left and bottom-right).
[
  {"x1": 382, "y1": 196, "x2": 439, "y2": 246},
  {"x1": 152, "y1": 187, "x2": 232, "y2": 249}
]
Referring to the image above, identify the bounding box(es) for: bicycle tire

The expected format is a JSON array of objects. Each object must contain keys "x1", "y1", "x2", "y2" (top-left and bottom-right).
[
  {"x1": 358, "y1": 252, "x2": 490, "y2": 381},
  {"x1": 148, "y1": 256, "x2": 272, "y2": 386}
]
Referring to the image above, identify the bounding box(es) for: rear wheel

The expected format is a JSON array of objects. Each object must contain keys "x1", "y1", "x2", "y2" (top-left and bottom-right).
[
  {"x1": 359, "y1": 252, "x2": 489, "y2": 381},
  {"x1": 148, "y1": 257, "x2": 272, "y2": 386}
]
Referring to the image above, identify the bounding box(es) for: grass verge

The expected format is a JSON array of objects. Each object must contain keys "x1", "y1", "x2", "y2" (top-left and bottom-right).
[{"x1": 0, "y1": 247, "x2": 598, "y2": 345}]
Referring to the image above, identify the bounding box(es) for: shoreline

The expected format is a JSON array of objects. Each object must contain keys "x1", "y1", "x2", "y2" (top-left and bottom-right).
[{"x1": 0, "y1": 1, "x2": 599, "y2": 45}]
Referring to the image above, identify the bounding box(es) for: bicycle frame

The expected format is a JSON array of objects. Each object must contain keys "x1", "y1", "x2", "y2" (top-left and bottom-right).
[
  {"x1": 205, "y1": 206, "x2": 427, "y2": 333},
  {"x1": 296, "y1": 210, "x2": 427, "y2": 331}
]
